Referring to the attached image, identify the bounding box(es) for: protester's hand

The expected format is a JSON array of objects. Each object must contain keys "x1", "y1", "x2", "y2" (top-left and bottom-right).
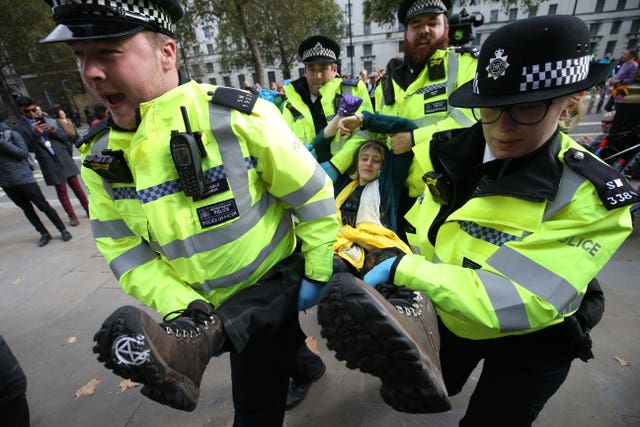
[
  {"x1": 337, "y1": 115, "x2": 362, "y2": 135},
  {"x1": 337, "y1": 95, "x2": 363, "y2": 117},
  {"x1": 297, "y1": 278, "x2": 324, "y2": 311},
  {"x1": 321, "y1": 161, "x2": 339, "y2": 183},
  {"x1": 363, "y1": 257, "x2": 396, "y2": 288},
  {"x1": 390, "y1": 132, "x2": 413, "y2": 154}
]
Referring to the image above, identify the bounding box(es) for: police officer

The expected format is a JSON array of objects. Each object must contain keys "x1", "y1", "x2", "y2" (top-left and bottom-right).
[
  {"x1": 40, "y1": 1, "x2": 338, "y2": 425},
  {"x1": 375, "y1": 0, "x2": 478, "y2": 241},
  {"x1": 283, "y1": 35, "x2": 373, "y2": 182},
  {"x1": 319, "y1": 15, "x2": 639, "y2": 424}
]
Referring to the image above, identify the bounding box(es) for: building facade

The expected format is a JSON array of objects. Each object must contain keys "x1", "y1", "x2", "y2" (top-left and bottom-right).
[{"x1": 184, "y1": 0, "x2": 640, "y2": 88}]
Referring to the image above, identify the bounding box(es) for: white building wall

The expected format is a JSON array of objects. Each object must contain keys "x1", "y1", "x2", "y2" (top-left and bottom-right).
[{"x1": 184, "y1": 0, "x2": 640, "y2": 88}]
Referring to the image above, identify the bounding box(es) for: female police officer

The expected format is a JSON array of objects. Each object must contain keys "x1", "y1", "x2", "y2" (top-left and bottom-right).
[{"x1": 319, "y1": 15, "x2": 639, "y2": 425}]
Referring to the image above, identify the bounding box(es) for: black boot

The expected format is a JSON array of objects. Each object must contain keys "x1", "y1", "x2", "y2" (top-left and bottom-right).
[
  {"x1": 318, "y1": 273, "x2": 450, "y2": 413},
  {"x1": 93, "y1": 300, "x2": 224, "y2": 411},
  {"x1": 38, "y1": 233, "x2": 52, "y2": 247}
]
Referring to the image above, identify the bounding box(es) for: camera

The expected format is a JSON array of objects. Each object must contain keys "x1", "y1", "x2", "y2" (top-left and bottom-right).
[
  {"x1": 35, "y1": 115, "x2": 47, "y2": 125},
  {"x1": 448, "y1": 8, "x2": 484, "y2": 46}
]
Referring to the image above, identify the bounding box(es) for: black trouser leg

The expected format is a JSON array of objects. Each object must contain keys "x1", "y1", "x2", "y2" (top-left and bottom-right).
[
  {"x1": 439, "y1": 322, "x2": 573, "y2": 427},
  {"x1": 214, "y1": 253, "x2": 306, "y2": 426},
  {"x1": 26, "y1": 183, "x2": 66, "y2": 231},
  {"x1": 290, "y1": 341, "x2": 324, "y2": 383},
  {"x1": 3, "y1": 184, "x2": 49, "y2": 235},
  {"x1": 0, "y1": 335, "x2": 30, "y2": 427},
  {"x1": 230, "y1": 313, "x2": 304, "y2": 427}
]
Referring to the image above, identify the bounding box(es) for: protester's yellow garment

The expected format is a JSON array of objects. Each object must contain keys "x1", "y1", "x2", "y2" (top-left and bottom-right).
[{"x1": 334, "y1": 180, "x2": 411, "y2": 270}]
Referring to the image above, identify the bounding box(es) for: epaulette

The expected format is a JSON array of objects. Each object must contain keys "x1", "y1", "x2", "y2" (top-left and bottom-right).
[
  {"x1": 341, "y1": 77, "x2": 359, "y2": 87},
  {"x1": 563, "y1": 148, "x2": 640, "y2": 210},
  {"x1": 285, "y1": 102, "x2": 304, "y2": 121},
  {"x1": 76, "y1": 119, "x2": 109, "y2": 148},
  {"x1": 210, "y1": 86, "x2": 257, "y2": 114},
  {"x1": 454, "y1": 46, "x2": 480, "y2": 58}
]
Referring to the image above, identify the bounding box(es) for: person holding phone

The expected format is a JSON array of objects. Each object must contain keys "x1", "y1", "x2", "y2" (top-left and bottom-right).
[{"x1": 13, "y1": 96, "x2": 89, "y2": 227}]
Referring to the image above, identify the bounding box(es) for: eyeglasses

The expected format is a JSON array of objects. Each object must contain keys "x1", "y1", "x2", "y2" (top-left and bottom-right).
[
  {"x1": 601, "y1": 120, "x2": 613, "y2": 124},
  {"x1": 472, "y1": 99, "x2": 554, "y2": 126},
  {"x1": 22, "y1": 108, "x2": 38, "y2": 114}
]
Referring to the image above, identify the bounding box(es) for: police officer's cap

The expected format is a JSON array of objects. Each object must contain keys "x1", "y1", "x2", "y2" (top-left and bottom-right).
[
  {"x1": 40, "y1": 0, "x2": 184, "y2": 44},
  {"x1": 398, "y1": 0, "x2": 452, "y2": 26},
  {"x1": 449, "y1": 15, "x2": 611, "y2": 108},
  {"x1": 298, "y1": 35, "x2": 340, "y2": 64}
]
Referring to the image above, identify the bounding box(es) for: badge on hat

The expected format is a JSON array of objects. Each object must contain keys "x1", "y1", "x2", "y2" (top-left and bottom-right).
[{"x1": 486, "y1": 49, "x2": 510, "y2": 81}]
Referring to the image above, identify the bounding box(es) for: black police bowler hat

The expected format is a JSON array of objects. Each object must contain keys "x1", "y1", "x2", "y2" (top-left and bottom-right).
[
  {"x1": 298, "y1": 35, "x2": 340, "y2": 64},
  {"x1": 398, "y1": 0, "x2": 452, "y2": 26},
  {"x1": 449, "y1": 15, "x2": 610, "y2": 108},
  {"x1": 40, "y1": 0, "x2": 184, "y2": 44}
]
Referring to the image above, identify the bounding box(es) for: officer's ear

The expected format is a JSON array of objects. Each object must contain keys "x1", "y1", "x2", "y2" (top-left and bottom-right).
[{"x1": 159, "y1": 38, "x2": 178, "y2": 72}]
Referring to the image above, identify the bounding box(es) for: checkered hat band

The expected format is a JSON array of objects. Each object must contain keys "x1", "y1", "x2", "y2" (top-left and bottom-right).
[
  {"x1": 519, "y1": 55, "x2": 590, "y2": 92},
  {"x1": 302, "y1": 42, "x2": 337, "y2": 62},
  {"x1": 52, "y1": 0, "x2": 175, "y2": 34},
  {"x1": 407, "y1": 0, "x2": 447, "y2": 16}
]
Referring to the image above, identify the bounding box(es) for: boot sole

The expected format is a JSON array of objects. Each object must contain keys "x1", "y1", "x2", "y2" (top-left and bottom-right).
[
  {"x1": 318, "y1": 274, "x2": 451, "y2": 413},
  {"x1": 93, "y1": 306, "x2": 199, "y2": 411}
]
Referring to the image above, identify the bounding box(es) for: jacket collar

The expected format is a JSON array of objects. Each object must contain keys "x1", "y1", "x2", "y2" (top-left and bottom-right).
[{"x1": 432, "y1": 122, "x2": 563, "y2": 203}]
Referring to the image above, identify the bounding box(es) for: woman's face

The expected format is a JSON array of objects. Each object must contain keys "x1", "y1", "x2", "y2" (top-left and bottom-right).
[
  {"x1": 357, "y1": 146, "x2": 383, "y2": 185},
  {"x1": 481, "y1": 96, "x2": 573, "y2": 159}
]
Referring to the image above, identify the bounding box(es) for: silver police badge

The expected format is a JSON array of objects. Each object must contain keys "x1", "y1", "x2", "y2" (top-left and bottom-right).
[{"x1": 486, "y1": 49, "x2": 509, "y2": 80}]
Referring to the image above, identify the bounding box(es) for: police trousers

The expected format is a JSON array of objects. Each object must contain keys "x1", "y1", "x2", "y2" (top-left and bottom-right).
[
  {"x1": 439, "y1": 321, "x2": 574, "y2": 427},
  {"x1": 215, "y1": 252, "x2": 306, "y2": 427}
]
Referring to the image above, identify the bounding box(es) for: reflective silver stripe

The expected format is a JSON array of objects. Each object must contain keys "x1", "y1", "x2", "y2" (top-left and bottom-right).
[
  {"x1": 202, "y1": 215, "x2": 293, "y2": 292},
  {"x1": 413, "y1": 116, "x2": 442, "y2": 128},
  {"x1": 448, "y1": 107, "x2": 476, "y2": 127},
  {"x1": 210, "y1": 103, "x2": 252, "y2": 214},
  {"x1": 477, "y1": 270, "x2": 530, "y2": 332},
  {"x1": 445, "y1": 52, "x2": 475, "y2": 127},
  {"x1": 110, "y1": 242, "x2": 158, "y2": 280},
  {"x1": 446, "y1": 52, "x2": 458, "y2": 104},
  {"x1": 544, "y1": 165, "x2": 585, "y2": 221},
  {"x1": 91, "y1": 219, "x2": 135, "y2": 239},
  {"x1": 486, "y1": 245, "x2": 579, "y2": 316},
  {"x1": 149, "y1": 194, "x2": 275, "y2": 260},
  {"x1": 282, "y1": 163, "x2": 327, "y2": 208},
  {"x1": 295, "y1": 197, "x2": 336, "y2": 222}
]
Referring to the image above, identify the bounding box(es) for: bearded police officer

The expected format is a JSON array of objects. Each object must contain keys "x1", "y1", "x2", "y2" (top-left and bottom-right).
[
  {"x1": 319, "y1": 15, "x2": 639, "y2": 423},
  {"x1": 372, "y1": 0, "x2": 478, "y2": 243},
  {"x1": 41, "y1": 0, "x2": 338, "y2": 424}
]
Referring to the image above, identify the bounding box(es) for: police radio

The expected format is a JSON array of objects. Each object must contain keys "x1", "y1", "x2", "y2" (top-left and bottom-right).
[{"x1": 170, "y1": 106, "x2": 207, "y2": 197}]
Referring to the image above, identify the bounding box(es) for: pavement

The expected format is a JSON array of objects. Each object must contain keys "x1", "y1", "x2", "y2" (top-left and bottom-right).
[{"x1": 1, "y1": 115, "x2": 639, "y2": 426}]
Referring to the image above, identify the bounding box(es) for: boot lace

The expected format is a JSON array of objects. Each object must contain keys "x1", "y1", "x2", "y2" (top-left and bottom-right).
[
  {"x1": 376, "y1": 283, "x2": 424, "y2": 317},
  {"x1": 160, "y1": 306, "x2": 216, "y2": 339}
]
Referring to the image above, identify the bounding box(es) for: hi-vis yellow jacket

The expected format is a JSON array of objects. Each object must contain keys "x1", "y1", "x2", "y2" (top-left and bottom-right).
[
  {"x1": 79, "y1": 81, "x2": 338, "y2": 316},
  {"x1": 395, "y1": 125, "x2": 638, "y2": 340},
  {"x1": 375, "y1": 47, "x2": 477, "y2": 197},
  {"x1": 282, "y1": 76, "x2": 373, "y2": 173}
]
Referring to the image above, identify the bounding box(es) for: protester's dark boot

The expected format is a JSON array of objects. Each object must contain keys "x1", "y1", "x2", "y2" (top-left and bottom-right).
[
  {"x1": 318, "y1": 273, "x2": 450, "y2": 413},
  {"x1": 93, "y1": 300, "x2": 224, "y2": 411}
]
